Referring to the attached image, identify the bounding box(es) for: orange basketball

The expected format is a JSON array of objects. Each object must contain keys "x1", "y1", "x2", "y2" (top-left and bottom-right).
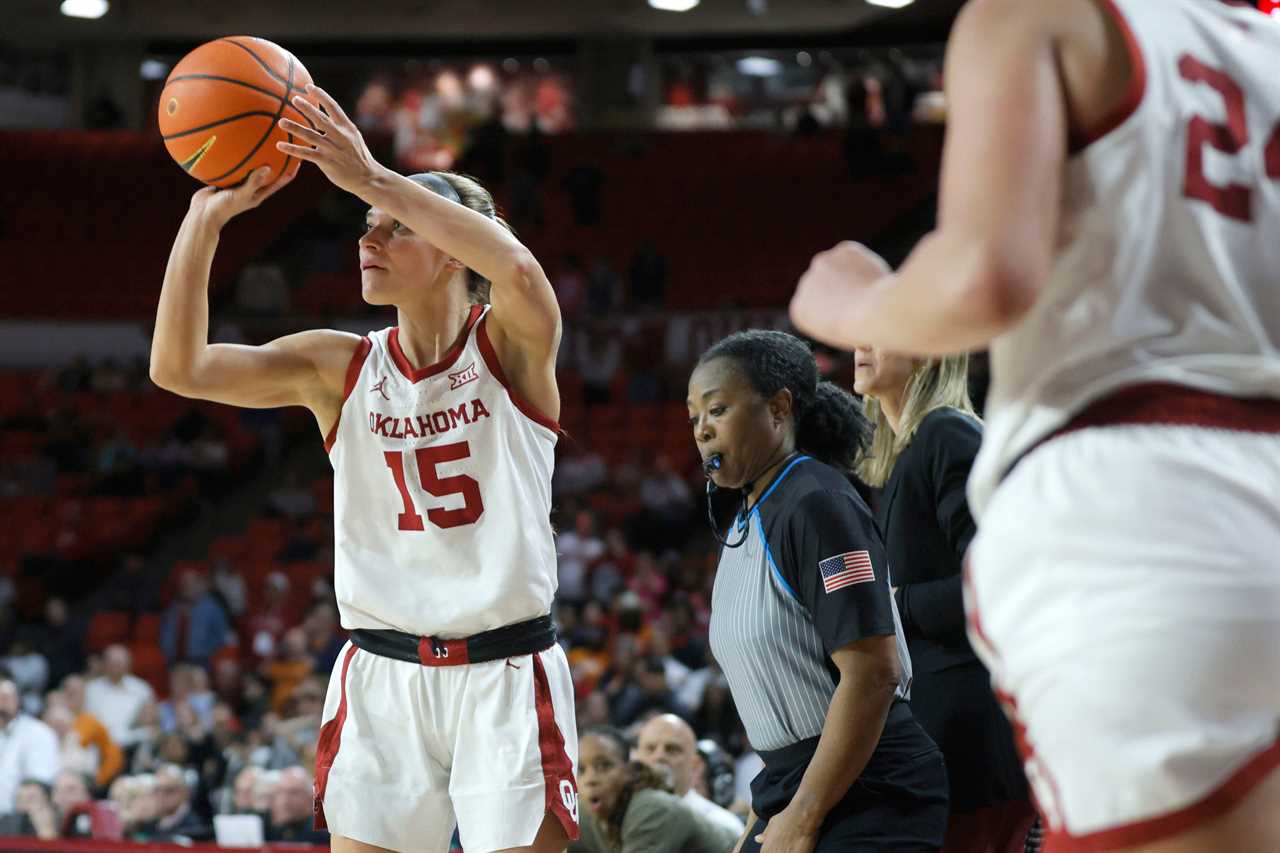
[{"x1": 158, "y1": 36, "x2": 313, "y2": 188}]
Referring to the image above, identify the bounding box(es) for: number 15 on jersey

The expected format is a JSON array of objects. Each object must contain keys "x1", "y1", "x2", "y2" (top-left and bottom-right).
[{"x1": 382, "y1": 442, "x2": 484, "y2": 531}]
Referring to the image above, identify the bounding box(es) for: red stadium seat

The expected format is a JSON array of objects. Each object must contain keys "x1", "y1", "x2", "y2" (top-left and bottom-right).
[{"x1": 86, "y1": 611, "x2": 133, "y2": 652}]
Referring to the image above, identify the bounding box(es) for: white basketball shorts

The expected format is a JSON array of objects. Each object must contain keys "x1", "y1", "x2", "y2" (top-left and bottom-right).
[
  {"x1": 313, "y1": 640, "x2": 580, "y2": 852},
  {"x1": 966, "y1": 424, "x2": 1280, "y2": 851}
]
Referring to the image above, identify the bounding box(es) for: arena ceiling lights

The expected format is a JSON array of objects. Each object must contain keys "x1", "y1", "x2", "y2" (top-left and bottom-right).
[
  {"x1": 60, "y1": 0, "x2": 108, "y2": 18},
  {"x1": 648, "y1": 0, "x2": 701, "y2": 11}
]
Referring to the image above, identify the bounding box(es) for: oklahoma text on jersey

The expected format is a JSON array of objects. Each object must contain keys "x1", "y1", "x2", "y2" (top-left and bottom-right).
[{"x1": 325, "y1": 304, "x2": 560, "y2": 639}]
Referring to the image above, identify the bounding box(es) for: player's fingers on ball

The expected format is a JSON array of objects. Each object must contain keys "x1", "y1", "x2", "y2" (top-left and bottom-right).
[
  {"x1": 276, "y1": 141, "x2": 317, "y2": 159},
  {"x1": 291, "y1": 95, "x2": 328, "y2": 124},
  {"x1": 306, "y1": 84, "x2": 351, "y2": 123},
  {"x1": 278, "y1": 117, "x2": 325, "y2": 144}
]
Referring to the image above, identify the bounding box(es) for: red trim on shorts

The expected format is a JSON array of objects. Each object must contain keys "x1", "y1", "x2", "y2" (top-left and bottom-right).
[
  {"x1": 532, "y1": 652, "x2": 580, "y2": 840},
  {"x1": 1043, "y1": 738, "x2": 1280, "y2": 852},
  {"x1": 962, "y1": 558, "x2": 1068, "y2": 835},
  {"x1": 475, "y1": 312, "x2": 561, "y2": 434},
  {"x1": 324, "y1": 337, "x2": 373, "y2": 454},
  {"x1": 388, "y1": 303, "x2": 484, "y2": 383},
  {"x1": 1070, "y1": 0, "x2": 1147, "y2": 151},
  {"x1": 313, "y1": 643, "x2": 359, "y2": 830}
]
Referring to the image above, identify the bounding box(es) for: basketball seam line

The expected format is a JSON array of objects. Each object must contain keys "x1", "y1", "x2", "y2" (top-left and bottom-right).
[
  {"x1": 204, "y1": 55, "x2": 297, "y2": 185},
  {"x1": 164, "y1": 74, "x2": 282, "y2": 102},
  {"x1": 161, "y1": 110, "x2": 279, "y2": 141},
  {"x1": 218, "y1": 38, "x2": 290, "y2": 87}
]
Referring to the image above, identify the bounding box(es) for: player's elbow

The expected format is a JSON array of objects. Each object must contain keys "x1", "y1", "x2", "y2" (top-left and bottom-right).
[
  {"x1": 148, "y1": 359, "x2": 196, "y2": 397},
  {"x1": 496, "y1": 248, "x2": 541, "y2": 293},
  {"x1": 961, "y1": 241, "x2": 1043, "y2": 328}
]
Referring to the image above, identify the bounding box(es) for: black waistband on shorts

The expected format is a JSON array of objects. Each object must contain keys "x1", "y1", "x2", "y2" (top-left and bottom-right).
[
  {"x1": 756, "y1": 700, "x2": 911, "y2": 771},
  {"x1": 349, "y1": 614, "x2": 556, "y2": 667},
  {"x1": 1007, "y1": 383, "x2": 1280, "y2": 482}
]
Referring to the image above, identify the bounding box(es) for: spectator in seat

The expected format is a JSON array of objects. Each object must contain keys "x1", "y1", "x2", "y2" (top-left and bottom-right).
[
  {"x1": 0, "y1": 676, "x2": 58, "y2": 814},
  {"x1": 262, "y1": 627, "x2": 314, "y2": 712},
  {"x1": 574, "y1": 726, "x2": 737, "y2": 853},
  {"x1": 158, "y1": 664, "x2": 216, "y2": 734},
  {"x1": 226, "y1": 766, "x2": 262, "y2": 816},
  {"x1": 50, "y1": 769, "x2": 93, "y2": 838},
  {"x1": 634, "y1": 714, "x2": 745, "y2": 836},
  {"x1": 244, "y1": 573, "x2": 297, "y2": 661},
  {"x1": 85, "y1": 645, "x2": 155, "y2": 749},
  {"x1": 146, "y1": 764, "x2": 211, "y2": 841},
  {"x1": 265, "y1": 766, "x2": 328, "y2": 843},
  {"x1": 0, "y1": 780, "x2": 58, "y2": 839},
  {"x1": 18, "y1": 599, "x2": 84, "y2": 688},
  {"x1": 161, "y1": 570, "x2": 232, "y2": 669},
  {"x1": 59, "y1": 675, "x2": 124, "y2": 788}
]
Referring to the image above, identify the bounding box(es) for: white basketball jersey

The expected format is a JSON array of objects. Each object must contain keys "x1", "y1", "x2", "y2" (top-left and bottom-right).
[
  {"x1": 326, "y1": 304, "x2": 559, "y2": 638},
  {"x1": 969, "y1": 0, "x2": 1280, "y2": 515}
]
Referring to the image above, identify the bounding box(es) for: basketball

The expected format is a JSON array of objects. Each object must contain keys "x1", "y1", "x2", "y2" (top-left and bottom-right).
[{"x1": 158, "y1": 36, "x2": 313, "y2": 188}]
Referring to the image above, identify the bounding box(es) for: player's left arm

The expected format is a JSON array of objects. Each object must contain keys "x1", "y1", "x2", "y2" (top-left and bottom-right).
[
  {"x1": 790, "y1": 0, "x2": 1067, "y2": 355},
  {"x1": 278, "y1": 86, "x2": 561, "y2": 395}
]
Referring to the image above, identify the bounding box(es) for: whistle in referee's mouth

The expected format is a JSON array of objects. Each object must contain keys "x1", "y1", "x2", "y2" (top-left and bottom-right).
[{"x1": 703, "y1": 453, "x2": 723, "y2": 475}]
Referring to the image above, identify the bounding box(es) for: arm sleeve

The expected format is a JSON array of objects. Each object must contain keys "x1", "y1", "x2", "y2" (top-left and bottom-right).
[
  {"x1": 896, "y1": 414, "x2": 980, "y2": 643},
  {"x1": 780, "y1": 490, "x2": 896, "y2": 654}
]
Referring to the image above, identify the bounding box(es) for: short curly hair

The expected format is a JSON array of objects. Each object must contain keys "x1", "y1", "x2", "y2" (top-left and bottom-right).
[{"x1": 698, "y1": 330, "x2": 871, "y2": 473}]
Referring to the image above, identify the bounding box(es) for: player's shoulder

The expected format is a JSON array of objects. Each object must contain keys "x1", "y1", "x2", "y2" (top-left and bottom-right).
[{"x1": 951, "y1": 0, "x2": 1100, "y2": 46}]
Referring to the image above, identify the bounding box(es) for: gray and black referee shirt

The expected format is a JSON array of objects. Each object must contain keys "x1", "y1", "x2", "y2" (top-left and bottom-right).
[{"x1": 708, "y1": 455, "x2": 912, "y2": 752}]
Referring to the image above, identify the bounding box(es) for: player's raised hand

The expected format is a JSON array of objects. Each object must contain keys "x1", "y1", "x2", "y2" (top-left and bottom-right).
[
  {"x1": 790, "y1": 241, "x2": 892, "y2": 349},
  {"x1": 188, "y1": 165, "x2": 295, "y2": 230},
  {"x1": 277, "y1": 83, "x2": 385, "y2": 197}
]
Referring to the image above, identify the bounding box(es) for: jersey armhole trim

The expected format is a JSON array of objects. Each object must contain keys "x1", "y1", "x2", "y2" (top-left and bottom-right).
[
  {"x1": 1070, "y1": 0, "x2": 1148, "y2": 152},
  {"x1": 475, "y1": 312, "x2": 561, "y2": 435},
  {"x1": 324, "y1": 336, "x2": 373, "y2": 454}
]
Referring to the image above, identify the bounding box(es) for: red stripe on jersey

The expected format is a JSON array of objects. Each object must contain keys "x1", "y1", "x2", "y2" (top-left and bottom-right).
[
  {"x1": 324, "y1": 337, "x2": 373, "y2": 454},
  {"x1": 1071, "y1": 0, "x2": 1148, "y2": 152},
  {"x1": 388, "y1": 304, "x2": 483, "y2": 383},
  {"x1": 475, "y1": 313, "x2": 561, "y2": 434},
  {"x1": 313, "y1": 643, "x2": 359, "y2": 829},
  {"x1": 532, "y1": 652, "x2": 580, "y2": 840}
]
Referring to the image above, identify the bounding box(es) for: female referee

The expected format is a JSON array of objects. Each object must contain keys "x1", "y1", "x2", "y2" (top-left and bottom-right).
[
  {"x1": 151, "y1": 84, "x2": 577, "y2": 853},
  {"x1": 855, "y1": 347, "x2": 1032, "y2": 852},
  {"x1": 687, "y1": 330, "x2": 948, "y2": 853}
]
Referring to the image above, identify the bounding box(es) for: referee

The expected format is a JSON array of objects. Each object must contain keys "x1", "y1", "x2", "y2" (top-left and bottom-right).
[{"x1": 687, "y1": 330, "x2": 948, "y2": 853}]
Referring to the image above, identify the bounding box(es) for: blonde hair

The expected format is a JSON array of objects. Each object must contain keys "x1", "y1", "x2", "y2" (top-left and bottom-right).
[
  {"x1": 433, "y1": 171, "x2": 515, "y2": 306},
  {"x1": 856, "y1": 354, "x2": 978, "y2": 488}
]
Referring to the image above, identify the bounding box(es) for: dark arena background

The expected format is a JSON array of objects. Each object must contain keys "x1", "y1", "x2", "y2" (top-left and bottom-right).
[{"x1": 7, "y1": 2, "x2": 1272, "y2": 852}]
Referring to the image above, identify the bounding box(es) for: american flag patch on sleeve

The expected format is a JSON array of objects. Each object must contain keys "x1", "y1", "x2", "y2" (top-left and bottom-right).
[{"x1": 817, "y1": 551, "x2": 875, "y2": 593}]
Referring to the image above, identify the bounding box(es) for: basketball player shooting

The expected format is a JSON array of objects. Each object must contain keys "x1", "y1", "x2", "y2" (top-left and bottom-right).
[
  {"x1": 151, "y1": 81, "x2": 579, "y2": 853},
  {"x1": 790, "y1": 1, "x2": 1280, "y2": 852}
]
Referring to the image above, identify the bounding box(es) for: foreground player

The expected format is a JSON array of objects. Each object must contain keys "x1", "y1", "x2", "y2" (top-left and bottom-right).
[
  {"x1": 790, "y1": 1, "x2": 1280, "y2": 851},
  {"x1": 151, "y1": 83, "x2": 577, "y2": 853}
]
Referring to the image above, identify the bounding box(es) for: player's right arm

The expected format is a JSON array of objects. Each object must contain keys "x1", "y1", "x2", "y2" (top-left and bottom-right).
[{"x1": 151, "y1": 166, "x2": 359, "y2": 432}]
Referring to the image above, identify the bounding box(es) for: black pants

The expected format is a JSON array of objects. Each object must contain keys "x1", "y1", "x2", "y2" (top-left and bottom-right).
[{"x1": 742, "y1": 703, "x2": 949, "y2": 853}]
